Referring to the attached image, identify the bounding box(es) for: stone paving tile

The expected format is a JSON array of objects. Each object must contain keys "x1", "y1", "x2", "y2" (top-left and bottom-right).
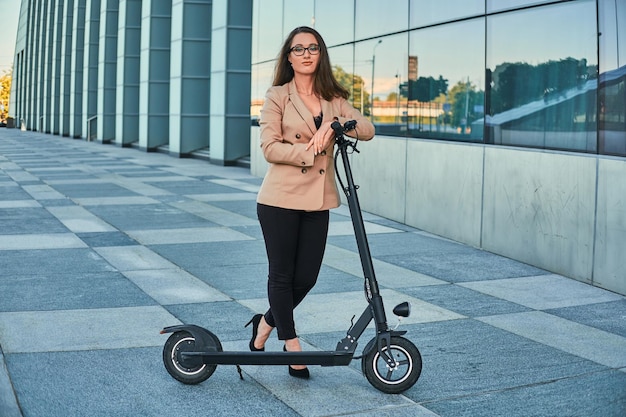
[
  {"x1": 0, "y1": 271, "x2": 157, "y2": 312},
  {"x1": 0, "y1": 306, "x2": 181, "y2": 353},
  {"x1": 1, "y1": 131, "x2": 625, "y2": 417},
  {"x1": 460, "y1": 274, "x2": 624, "y2": 309},
  {"x1": 546, "y1": 299, "x2": 626, "y2": 337},
  {"x1": 402, "y1": 283, "x2": 532, "y2": 318},
  {"x1": 76, "y1": 231, "x2": 139, "y2": 247},
  {"x1": 424, "y1": 368, "x2": 626, "y2": 417},
  {"x1": 0, "y1": 207, "x2": 69, "y2": 234},
  {"x1": 6, "y1": 347, "x2": 300, "y2": 417},
  {"x1": 121, "y1": 268, "x2": 231, "y2": 305},
  {"x1": 0, "y1": 248, "x2": 113, "y2": 276},
  {"x1": 478, "y1": 311, "x2": 626, "y2": 368}
]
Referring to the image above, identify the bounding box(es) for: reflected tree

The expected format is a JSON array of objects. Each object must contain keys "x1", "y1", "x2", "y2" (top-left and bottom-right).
[
  {"x1": 489, "y1": 57, "x2": 595, "y2": 113},
  {"x1": 449, "y1": 80, "x2": 483, "y2": 133},
  {"x1": 333, "y1": 65, "x2": 370, "y2": 115}
]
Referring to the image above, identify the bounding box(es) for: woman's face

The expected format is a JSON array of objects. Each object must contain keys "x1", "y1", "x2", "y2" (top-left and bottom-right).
[{"x1": 289, "y1": 32, "x2": 320, "y2": 77}]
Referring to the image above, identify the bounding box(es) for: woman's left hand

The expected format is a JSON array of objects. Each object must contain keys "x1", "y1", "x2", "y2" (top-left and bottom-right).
[{"x1": 305, "y1": 121, "x2": 335, "y2": 155}]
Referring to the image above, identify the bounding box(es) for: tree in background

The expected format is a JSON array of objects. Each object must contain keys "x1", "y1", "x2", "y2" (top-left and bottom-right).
[
  {"x1": 0, "y1": 68, "x2": 11, "y2": 122},
  {"x1": 448, "y1": 79, "x2": 483, "y2": 133},
  {"x1": 333, "y1": 65, "x2": 370, "y2": 116}
]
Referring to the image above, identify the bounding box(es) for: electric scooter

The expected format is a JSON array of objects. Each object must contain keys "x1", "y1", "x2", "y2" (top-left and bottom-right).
[{"x1": 160, "y1": 120, "x2": 422, "y2": 394}]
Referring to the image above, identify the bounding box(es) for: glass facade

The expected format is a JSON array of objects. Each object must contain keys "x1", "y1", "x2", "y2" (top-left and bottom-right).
[{"x1": 251, "y1": 0, "x2": 626, "y2": 157}]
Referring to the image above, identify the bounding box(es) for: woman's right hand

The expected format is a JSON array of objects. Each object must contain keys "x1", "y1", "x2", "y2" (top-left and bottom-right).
[{"x1": 306, "y1": 121, "x2": 335, "y2": 155}]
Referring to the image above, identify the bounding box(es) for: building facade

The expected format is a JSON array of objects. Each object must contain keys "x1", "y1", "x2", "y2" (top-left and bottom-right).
[
  {"x1": 10, "y1": 0, "x2": 253, "y2": 165},
  {"x1": 249, "y1": 0, "x2": 626, "y2": 295},
  {"x1": 9, "y1": 0, "x2": 626, "y2": 294}
]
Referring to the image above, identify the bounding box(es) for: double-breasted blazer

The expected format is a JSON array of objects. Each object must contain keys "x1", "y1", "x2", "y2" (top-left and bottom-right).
[{"x1": 257, "y1": 80, "x2": 375, "y2": 211}]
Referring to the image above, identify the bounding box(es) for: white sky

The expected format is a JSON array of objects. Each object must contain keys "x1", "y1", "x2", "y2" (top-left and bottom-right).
[{"x1": 0, "y1": 0, "x2": 20, "y2": 74}]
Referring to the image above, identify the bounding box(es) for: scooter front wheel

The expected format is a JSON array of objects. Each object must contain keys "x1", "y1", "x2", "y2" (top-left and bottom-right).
[
  {"x1": 362, "y1": 336, "x2": 422, "y2": 394},
  {"x1": 163, "y1": 330, "x2": 222, "y2": 384}
]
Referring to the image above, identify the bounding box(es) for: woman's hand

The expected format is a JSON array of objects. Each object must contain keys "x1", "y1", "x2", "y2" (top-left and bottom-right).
[{"x1": 305, "y1": 121, "x2": 335, "y2": 155}]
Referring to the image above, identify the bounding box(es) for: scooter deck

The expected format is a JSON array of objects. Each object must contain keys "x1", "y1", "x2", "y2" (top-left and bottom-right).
[{"x1": 182, "y1": 350, "x2": 355, "y2": 367}]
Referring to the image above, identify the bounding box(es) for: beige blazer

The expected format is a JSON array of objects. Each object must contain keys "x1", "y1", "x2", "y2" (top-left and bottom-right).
[{"x1": 257, "y1": 80, "x2": 375, "y2": 211}]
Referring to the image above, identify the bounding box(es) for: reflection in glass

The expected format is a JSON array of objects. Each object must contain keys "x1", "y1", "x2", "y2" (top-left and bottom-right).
[
  {"x1": 487, "y1": 0, "x2": 556, "y2": 13},
  {"x1": 284, "y1": 0, "x2": 315, "y2": 38},
  {"x1": 250, "y1": 61, "x2": 276, "y2": 125},
  {"x1": 254, "y1": 0, "x2": 284, "y2": 63},
  {"x1": 598, "y1": 0, "x2": 626, "y2": 156},
  {"x1": 314, "y1": 0, "x2": 354, "y2": 46},
  {"x1": 408, "y1": 19, "x2": 485, "y2": 141},
  {"x1": 327, "y1": 44, "x2": 355, "y2": 104},
  {"x1": 485, "y1": 1, "x2": 598, "y2": 152},
  {"x1": 355, "y1": 34, "x2": 409, "y2": 136},
  {"x1": 355, "y1": 0, "x2": 408, "y2": 41},
  {"x1": 410, "y1": 0, "x2": 483, "y2": 28}
]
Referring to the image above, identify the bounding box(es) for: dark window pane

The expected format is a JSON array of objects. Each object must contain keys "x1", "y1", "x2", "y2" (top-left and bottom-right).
[
  {"x1": 408, "y1": 19, "x2": 485, "y2": 141},
  {"x1": 486, "y1": 1, "x2": 598, "y2": 152}
]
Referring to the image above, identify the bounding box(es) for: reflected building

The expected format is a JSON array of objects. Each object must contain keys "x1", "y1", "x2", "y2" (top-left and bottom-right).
[{"x1": 8, "y1": 0, "x2": 626, "y2": 295}]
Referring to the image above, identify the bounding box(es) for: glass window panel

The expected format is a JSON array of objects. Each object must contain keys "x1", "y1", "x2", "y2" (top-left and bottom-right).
[
  {"x1": 410, "y1": 0, "x2": 484, "y2": 28},
  {"x1": 355, "y1": 33, "x2": 409, "y2": 136},
  {"x1": 250, "y1": 61, "x2": 275, "y2": 124},
  {"x1": 355, "y1": 0, "x2": 409, "y2": 41},
  {"x1": 486, "y1": 1, "x2": 598, "y2": 152},
  {"x1": 328, "y1": 44, "x2": 355, "y2": 104},
  {"x1": 314, "y1": 0, "x2": 354, "y2": 46},
  {"x1": 254, "y1": 0, "x2": 284, "y2": 63},
  {"x1": 598, "y1": 0, "x2": 626, "y2": 156},
  {"x1": 487, "y1": 0, "x2": 561, "y2": 13},
  {"x1": 408, "y1": 18, "x2": 485, "y2": 141},
  {"x1": 283, "y1": 0, "x2": 314, "y2": 38}
]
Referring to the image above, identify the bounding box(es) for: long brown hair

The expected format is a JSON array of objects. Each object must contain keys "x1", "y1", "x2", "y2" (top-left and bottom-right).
[{"x1": 273, "y1": 26, "x2": 349, "y2": 101}]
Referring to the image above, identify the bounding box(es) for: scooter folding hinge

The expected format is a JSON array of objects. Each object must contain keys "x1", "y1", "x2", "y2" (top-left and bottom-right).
[{"x1": 336, "y1": 334, "x2": 358, "y2": 352}]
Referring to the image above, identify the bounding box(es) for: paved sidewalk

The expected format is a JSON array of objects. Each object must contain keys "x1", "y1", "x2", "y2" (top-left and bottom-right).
[{"x1": 0, "y1": 129, "x2": 625, "y2": 417}]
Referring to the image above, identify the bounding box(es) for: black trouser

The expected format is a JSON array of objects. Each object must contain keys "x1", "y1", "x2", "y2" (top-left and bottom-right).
[{"x1": 257, "y1": 203, "x2": 329, "y2": 340}]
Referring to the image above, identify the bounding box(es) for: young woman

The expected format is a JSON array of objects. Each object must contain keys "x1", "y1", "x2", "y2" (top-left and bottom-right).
[{"x1": 246, "y1": 26, "x2": 375, "y2": 379}]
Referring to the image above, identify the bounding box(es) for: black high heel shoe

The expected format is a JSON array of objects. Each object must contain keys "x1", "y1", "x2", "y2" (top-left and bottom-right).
[
  {"x1": 245, "y1": 314, "x2": 265, "y2": 352},
  {"x1": 283, "y1": 345, "x2": 310, "y2": 379}
]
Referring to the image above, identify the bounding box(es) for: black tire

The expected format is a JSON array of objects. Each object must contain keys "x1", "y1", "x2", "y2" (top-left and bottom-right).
[
  {"x1": 361, "y1": 336, "x2": 422, "y2": 394},
  {"x1": 162, "y1": 330, "x2": 221, "y2": 385}
]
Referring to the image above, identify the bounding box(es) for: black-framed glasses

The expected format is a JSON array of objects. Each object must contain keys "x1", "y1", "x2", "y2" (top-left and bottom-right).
[{"x1": 290, "y1": 44, "x2": 320, "y2": 56}]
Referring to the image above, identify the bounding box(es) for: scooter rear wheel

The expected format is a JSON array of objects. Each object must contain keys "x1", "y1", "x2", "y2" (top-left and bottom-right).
[
  {"x1": 362, "y1": 336, "x2": 422, "y2": 394},
  {"x1": 163, "y1": 330, "x2": 221, "y2": 384}
]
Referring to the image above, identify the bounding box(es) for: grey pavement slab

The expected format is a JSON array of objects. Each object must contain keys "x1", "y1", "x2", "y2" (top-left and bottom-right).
[
  {"x1": 121, "y1": 268, "x2": 231, "y2": 305},
  {"x1": 460, "y1": 274, "x2": 624, "y2": 309},
  {"x1": 0, "y1": 248, "x2": 115, "y2": 276},
  {"x1": 6, "y1": 347, "x2": 299, "y2": 417},
  {"x1": 0, "y1": 207, "x2": 70, "y2": 234},
  {"x1": 0, "y1": 271, "x2": 157, "y2": 312},
  {"x1": 546, "y1": 299, "x2": 626, "y2": 337},
  {"x1": 87, "y1": 203, "x2": 215, "y2": 230},
  {"x1": 2, "y1": 130, "x2": 625, "y2": 416},
  {"x1": 0, "y1": 306, "x2": 181, "y2": 353},
  {"x1": 76, "y1": 231, "x2": 139, "y2": 247},
  {"x1": 478, "y1": 311, "x2": 626, "y2": 368},
  {"x1": 402, "y1": 283, "x2": 532, "y2": 317},
  {"x1": 424, "y1": 368, "x2": 626, "y2": 417}
]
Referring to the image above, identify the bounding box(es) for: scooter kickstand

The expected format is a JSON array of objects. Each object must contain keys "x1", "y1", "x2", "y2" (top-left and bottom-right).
[{"x1": 236, "y1": 364, "x2": 244, "y2": 380}]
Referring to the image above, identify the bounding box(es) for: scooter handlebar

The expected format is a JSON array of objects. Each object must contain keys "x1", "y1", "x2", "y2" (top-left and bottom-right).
[{"x1": 331, "y1": 120, "x2": 357, "y2": 139}]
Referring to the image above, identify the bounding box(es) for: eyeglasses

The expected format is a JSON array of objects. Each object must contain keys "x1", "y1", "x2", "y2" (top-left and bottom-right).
[{"x1": 290, "y1": 44, "x2": 320, "y2": 56}]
